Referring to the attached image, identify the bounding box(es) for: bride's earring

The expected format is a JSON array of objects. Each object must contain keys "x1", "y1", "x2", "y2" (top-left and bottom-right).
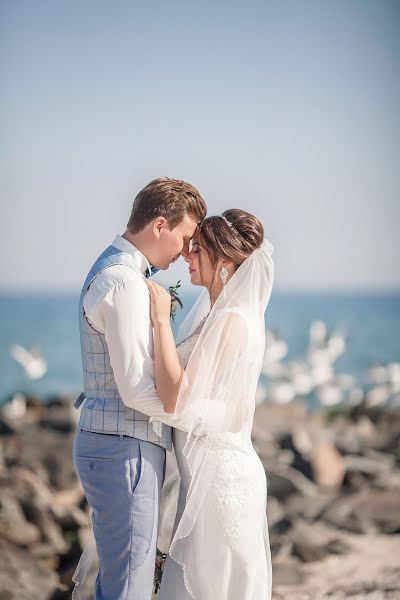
[{"x1": 220, "y1": 266, "x2": 229, "y2": 287}]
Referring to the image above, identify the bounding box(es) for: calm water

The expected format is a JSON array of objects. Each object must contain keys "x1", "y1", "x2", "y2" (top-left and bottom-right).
[{"x1": 0, "y1": 291, "x2": 399, "y2": 404}]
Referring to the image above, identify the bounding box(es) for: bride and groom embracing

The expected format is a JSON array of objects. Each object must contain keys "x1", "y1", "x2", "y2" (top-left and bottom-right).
[{"x1": 72, "y1": 177, "x2": 274, "y2": 600}]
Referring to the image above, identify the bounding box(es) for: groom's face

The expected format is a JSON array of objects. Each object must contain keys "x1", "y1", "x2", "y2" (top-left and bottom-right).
[{"x1": 154, "y1": 213, "x2": 199, "y2": 270}]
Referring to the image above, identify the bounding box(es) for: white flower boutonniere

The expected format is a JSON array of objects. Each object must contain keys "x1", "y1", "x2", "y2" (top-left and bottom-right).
[{"x1": 168, "y1": 280, "x2": 183, "y2": 322}]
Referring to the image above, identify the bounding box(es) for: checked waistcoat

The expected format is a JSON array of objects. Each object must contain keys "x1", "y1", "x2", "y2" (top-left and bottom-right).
[{"x1": 74, "y1": 244, "x2": 172, "y2": 451}]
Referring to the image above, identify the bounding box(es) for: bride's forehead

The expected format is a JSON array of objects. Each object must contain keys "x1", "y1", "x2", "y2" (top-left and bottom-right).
[
  {"x1": 192, "y1": 227, "x2": 204, "y2": 242},
  {"x1": 190, "y1": 240, "x2": 203, "y2": 250}
]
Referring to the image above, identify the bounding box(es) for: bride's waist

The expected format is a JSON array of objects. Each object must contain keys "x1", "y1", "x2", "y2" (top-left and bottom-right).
[{"x1": 173, "y1": 429, "x2": 254, "y2": 453}]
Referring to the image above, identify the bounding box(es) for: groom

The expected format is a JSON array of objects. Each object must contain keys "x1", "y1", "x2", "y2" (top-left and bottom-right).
[{"x1": 73, "y1": 177, "x2": 207, "y2": 599}]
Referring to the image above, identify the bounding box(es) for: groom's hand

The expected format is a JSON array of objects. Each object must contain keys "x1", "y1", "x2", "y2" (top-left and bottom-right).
[{"x1": 144, "y1": 279, "x2": 172, "y2": 328}]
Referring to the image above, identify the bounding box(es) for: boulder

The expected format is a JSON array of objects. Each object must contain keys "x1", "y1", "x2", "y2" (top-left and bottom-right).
[
  {"x1": 290, "y1": 519, "x2": 351, "y2": 563},
  {"x1": 310, "y1": 442, "x2": 345, "y2": 489},
  {"x1": 0, "y1": 490, "x2": 40, "y2": 546},
  {"x1": 271, "y1": 558, "x2": 306, "y2": 586},
  {"x1": 322, "y1": 489, "x2": 400, "y2": 534},
  {"x1": 285, "y1": 492, "x2": 336, "y2": 522},
  {"x1": 5, "y1": 426, "x2": 76, "y2": 491},
  {"x1": 0, "y1": 538, "x2": 59, "y2": 599}
]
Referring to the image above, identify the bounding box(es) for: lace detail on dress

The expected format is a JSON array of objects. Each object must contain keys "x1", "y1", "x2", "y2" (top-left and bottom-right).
[
  {"x1": 176, "y1": 316, "x2": 207, "y2": 369},
  {"x1": 176, "y1": 315, "x2": 252, "y2": 549},
  {"x1": 209, "y1": 437, "x2": 252, "y2": 549}
]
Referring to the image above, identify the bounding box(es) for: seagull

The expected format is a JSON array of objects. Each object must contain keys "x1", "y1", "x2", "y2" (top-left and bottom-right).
[
  {"x1": 10, "y1": 344, "x2": 47, "y2": 380},
  {"x1": 366, "y1": 383, "x2": 392, "y2": 407},
  {"x1": 268, "y1": 381, "x2": 296, "y2": 404},
  {"x1": 2, "y1": 392, "x2": 27, "y2": 419},
  {"x1": 309, "y1": 320, "x2": 328, "y2": 347},
  {"x1": 264, "y1": 330, "x2": 288, "y2": 364},
  {"x1": 317, "y1": 383, "x2": 344, "y2": 406}
]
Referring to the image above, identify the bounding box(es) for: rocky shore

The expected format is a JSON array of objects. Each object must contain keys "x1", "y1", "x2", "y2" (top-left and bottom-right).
[{"x1": 0, "y1": 395, "x2": 399, "y2": 599}]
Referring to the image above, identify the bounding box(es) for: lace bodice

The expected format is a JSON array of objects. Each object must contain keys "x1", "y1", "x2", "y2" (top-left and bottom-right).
[{"x1": 176, "y1": 316, "x2": 207, "y2": 369}]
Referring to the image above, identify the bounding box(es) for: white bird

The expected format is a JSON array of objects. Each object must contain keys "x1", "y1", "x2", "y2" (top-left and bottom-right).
[
  {"x1": 367, "y1": 363, "x2": 388, "y2": 385},
  {"x1": 348, "y1": 387, "x2": 364, "y2": 406},
  {"x1": 310, "y1": 364, "x2": 334, "y2": 386},
  {"x1": 335, "y1": 374, "x2": 355, "y2": 391},
  {"x1": 262, "y1": 361, "x2": 286, "y2": 379},
  {"x1": 264, "y1": 330, "x2": 288, "y2": 363},
  {"x1": 268, "y1": 382, "x2": 296, "y2": 404},
  {"x1": 2, "y1": 393, "x2": 27, "y2": 419},
  {"x1": 388, "y1": 362, "x2": 400, "y2": 392},
  {"x1": 308, "y1": 321, "x2": 346, "y2": 365},
  {"x1": 317, "y1": 383, "x2": 343, "y2": 406},
  {"x1": 292, "y1": 372, "x2": 314, "y2": 395},
  {"x1": 10, "y1": 344, "x2": 47, "y2": 380},
  {"x1": 326, "y1": 332, "x2": 346, "y2": 360},
  {"x1": 365, "y1": 383, "x2": 391, "y2": 407},
  {"x1": 309, "y1": 320, "x2": 327, "y2": 347}
]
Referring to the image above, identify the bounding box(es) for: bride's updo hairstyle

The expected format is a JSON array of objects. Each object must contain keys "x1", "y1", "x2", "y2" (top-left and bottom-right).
[{"x1": 193, "y1": 209, "x2": 264, "y2": 285}]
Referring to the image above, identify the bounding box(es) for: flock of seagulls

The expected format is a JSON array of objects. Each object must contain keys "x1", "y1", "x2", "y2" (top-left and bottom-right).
[
  {"x1": 258, "y1": 320, "x2": 400, "y2": 409},
  {"x1": 8, "y1": 322, "x2": 400, "y2": 411}
]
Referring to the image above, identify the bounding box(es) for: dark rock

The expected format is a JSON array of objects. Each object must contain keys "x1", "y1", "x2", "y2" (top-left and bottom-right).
[
  {"x1": 266, "y1": 461, "x2": 318, "y2": 499},
  {"x1": 46, "y1": 396, "x2": 73, "y2": 408},
  {"x1": 28, "y1": 508, "x2": 68, "y2": 554},
  {"x1": 290, "y1": 519, "x2": 351, "y2": 563},
  {"x1": 325, "y1": 538, "x2": 352, "y2": 555},
  {"x1": 272, "y1": 559, "x2": 306, "y2": 586},
  {"x1": 48, "y1": 585, "x2": 71, "y2": 600},
  {"x1": 271, "y1": 517, "x2": 293, "y2": 536},
  {"x1": 344, "y1": 453, "x2": 394, "y2": 477},
  {"x1": 0, "y1": 418, "x2": 16, "y2": 436},
  {"x1": 52, "y1": 503, "x2": 88, "y2": 532},
  {"x1": 267, "y1": 471, "x2": 298, "y2": 500},
  {"x1": 285, "y1": 492, "x2": 336, "y2": 522},
  {"x1": 0, "y1": 490, "x2": 41, "y2": 546},
  {"x1": 3, "y1": 469, "x2": 69, "y2": 554},
  {"x1": 266, "y1": 497, "x2": 286, "y2": 528},
  {"x1": 0, "y1": 538, "x2": 59, "y2": 599},
  {"x1": 5, "y1": 426, "x2": 76, "y2": 490},
  {"x1": 39, "y1": 414, "x2": 74, "y2": 434},
  {"x1": 39, "y1": 401, "x2": 75, "y2": 434},
  {"x1": 322, "y1": 489, "x2": 400, "y2": 534},
  {"x1": 279, "y1": 433, "x2": 314, "y2": 481}
]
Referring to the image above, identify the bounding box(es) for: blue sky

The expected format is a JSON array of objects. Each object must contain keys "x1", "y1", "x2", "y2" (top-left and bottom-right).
[{"x1": 1, "y1": 0, "x2": 399, "y2": 292}]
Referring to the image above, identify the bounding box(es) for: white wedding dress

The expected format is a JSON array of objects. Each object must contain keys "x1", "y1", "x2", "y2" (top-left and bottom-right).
[{"x1": 158, "y1": 316, "x2": 272, "y2": 600}]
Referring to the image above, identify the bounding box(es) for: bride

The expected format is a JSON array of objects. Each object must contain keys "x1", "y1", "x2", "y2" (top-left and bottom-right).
[{"x1": 145, "y1": 209, "x2": 274, "y2": 600}]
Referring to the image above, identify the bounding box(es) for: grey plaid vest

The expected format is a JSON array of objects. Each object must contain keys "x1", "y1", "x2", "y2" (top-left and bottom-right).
[{"x1": 74, "y1": 244, "x2": 172, "y2": 451}]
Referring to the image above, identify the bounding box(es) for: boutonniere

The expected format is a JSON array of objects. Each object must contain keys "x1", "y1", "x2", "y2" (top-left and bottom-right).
[{"x1": 168, "y1": 280, "x2": 183, "y2": 322}]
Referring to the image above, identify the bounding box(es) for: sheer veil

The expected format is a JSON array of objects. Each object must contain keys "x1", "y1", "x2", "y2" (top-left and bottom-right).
[
  {"x1": 160, "y1": 237, "x2": 274, "y2": 599},
  {"x1": 73, "y1": 237, "x2": 274, "y2": 599}
]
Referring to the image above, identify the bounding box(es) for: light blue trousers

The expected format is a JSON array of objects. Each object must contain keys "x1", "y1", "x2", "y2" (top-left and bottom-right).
[{"x1": 73, "y1": 428, "x2": 166, "y2": 600}]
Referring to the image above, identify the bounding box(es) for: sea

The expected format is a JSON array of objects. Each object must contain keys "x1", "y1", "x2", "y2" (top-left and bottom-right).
[{"x1": 0, "y1": 291, "x2": 399, "y2": 405}]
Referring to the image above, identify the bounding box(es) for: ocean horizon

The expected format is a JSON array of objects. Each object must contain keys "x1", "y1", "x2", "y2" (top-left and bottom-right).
[{"x1": 0, "y1": 290, "x2": 399, "y2": 405}]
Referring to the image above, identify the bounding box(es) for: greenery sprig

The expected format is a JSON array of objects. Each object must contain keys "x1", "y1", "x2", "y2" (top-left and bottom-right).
[{"x1": 168, "y1": 280, "x2": 183, "y2": 322}]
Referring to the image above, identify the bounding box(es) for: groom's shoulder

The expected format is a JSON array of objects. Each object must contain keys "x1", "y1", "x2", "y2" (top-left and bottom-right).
[
  {"x1": 87, "y1": 262, "x2": 146, "y2": 300},
  {"x1": 95, "y1": 262, "x2": 144, "y2": 289}
]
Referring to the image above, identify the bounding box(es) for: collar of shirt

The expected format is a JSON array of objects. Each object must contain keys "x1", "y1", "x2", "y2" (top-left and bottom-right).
[{"x1": 111, "y1": 235, "x2": 151, "y2": 276}]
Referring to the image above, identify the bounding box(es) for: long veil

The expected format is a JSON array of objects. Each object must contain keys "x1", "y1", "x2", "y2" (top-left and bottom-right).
[{"x1": 161, "y1": 238, "x2": 274, "y2": 599}]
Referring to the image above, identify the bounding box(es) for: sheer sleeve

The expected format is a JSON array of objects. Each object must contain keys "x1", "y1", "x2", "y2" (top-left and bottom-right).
[{"x1": 169, "y1": 309, "x2": 253, "y2": 437}]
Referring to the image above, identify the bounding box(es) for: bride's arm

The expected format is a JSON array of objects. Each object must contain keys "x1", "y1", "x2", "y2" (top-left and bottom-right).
[{"x1": 145, "y1": 279, "x2": 184, "y2": 413}]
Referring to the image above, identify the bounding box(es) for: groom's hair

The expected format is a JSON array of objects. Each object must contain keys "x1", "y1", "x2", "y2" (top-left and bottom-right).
[{"x1": 127, "y1": 177, "x2": 206, "y2": 234}]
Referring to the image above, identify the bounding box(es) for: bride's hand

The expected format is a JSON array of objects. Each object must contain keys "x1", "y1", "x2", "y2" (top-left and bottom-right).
[{"x1": 144, "y1": 279, "x2": 172, "y2": 327}]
